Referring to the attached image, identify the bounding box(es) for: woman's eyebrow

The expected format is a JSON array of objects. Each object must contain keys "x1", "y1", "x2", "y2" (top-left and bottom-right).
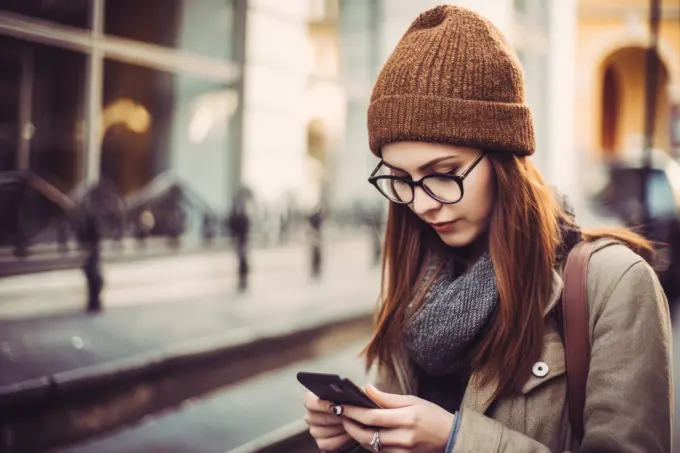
[{"x1": 382, "y1": 156, "x2": 460, "y2": 173}]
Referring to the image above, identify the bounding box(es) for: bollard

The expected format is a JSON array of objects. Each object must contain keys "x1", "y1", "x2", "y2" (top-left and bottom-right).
[
  {"x1": 237, "y1": 241, "x2": 249, "y2": 291},
  {"x1": 309, "y1": 208, "x2": 324, "y2": 279},
  {"x1": 82, "y1": 213, "x2": 103, "y2": 312},
  {"x1": 311, "y1": 244, "x2": 321, "y2": 278},
  {"x1": 227, "y1": 203, "x2": 250, "y2": 292}
]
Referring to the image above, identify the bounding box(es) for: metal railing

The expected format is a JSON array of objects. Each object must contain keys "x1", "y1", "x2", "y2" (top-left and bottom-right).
[{"x1": 0, "y1": 171, "x2": 226, "y2": 312}]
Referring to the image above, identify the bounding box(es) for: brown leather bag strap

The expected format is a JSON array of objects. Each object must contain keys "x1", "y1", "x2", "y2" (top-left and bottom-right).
[{"x1": 561, "y1": 240, "x2": 598, "y2": 442}]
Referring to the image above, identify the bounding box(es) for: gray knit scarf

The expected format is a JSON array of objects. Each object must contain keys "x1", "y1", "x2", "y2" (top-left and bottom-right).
[
  {"x1": 404, "y1": 194, "x2": 581, "y2": 377},
  {"x1": 404, "y1": 251, "x2": 496, "y2": 376}
]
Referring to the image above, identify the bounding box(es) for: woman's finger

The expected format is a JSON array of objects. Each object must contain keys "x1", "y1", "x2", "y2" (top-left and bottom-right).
[
  {"x1": 341, "y1": 418, "x2": 410, "y2": 450},
  {"x1": 341, "y1": 417, "x2": 375, "y2": 446},
  {"x1": 303, "y1": 391, "x2": 334, "y2": 413},
  {"x1": 309, "y1": 424, "x2": 346, "y2": 439},
  {"x1": 340, "y1": 406, "x2": 413, "y2": 429},
  {"x1": 304, "y1": 410, "x2": 344, "y2": 427}
]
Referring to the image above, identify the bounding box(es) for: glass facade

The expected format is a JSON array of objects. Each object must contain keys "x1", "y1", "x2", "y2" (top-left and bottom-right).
[
  {"x1": 0, "y1": 0, "x2": 244, "y2": 210},
  {"x1": 102, "y1": 60, "x2": 236, "y2": 205},
  {"x1": 0, "y1": 35, "x2": 86, "y2": 192}
]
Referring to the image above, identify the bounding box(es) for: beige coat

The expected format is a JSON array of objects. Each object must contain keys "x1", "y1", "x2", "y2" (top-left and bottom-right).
[{"x1": 375, "y1": 240, "x2": 673, "y2": 452}]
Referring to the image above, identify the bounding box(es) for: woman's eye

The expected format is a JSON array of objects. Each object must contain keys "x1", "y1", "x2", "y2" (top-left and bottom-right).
[{"x1": 441, "y1": 167, "x2": 460, "y2": 176}]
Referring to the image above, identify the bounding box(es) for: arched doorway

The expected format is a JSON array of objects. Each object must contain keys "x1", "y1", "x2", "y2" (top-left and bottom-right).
[{"x1": 599, "y1": 46, "x2": 670, "y2": 161}]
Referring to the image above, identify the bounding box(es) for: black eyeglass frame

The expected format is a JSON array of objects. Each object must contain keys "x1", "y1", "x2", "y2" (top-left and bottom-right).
[{"x1": 367, "y1": 152, "x2": 487, "y2": 205}]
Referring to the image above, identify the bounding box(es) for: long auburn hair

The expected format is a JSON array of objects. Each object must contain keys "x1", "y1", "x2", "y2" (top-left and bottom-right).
[{"x1": 364, "y1": 152, "x2": 652, "y2": 399}]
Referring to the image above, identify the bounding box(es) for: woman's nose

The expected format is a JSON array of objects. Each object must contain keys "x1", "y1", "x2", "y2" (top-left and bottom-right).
[{"x1": 411, "y1": 186, "x2": 441, "y2": 216}]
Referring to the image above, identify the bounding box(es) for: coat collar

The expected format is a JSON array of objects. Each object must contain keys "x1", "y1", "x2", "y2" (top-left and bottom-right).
[
  {"x1": 460, "y1": 268, "x2": 564, "y2": 414},
  {"x1": 543, "y1": 268, "x2": 565, "y2": 316}
]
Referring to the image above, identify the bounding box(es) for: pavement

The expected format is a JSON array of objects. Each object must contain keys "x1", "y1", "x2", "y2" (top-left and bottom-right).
[
  {"x1": 0, "y1": 231, "x2": 376, "y2": 320},
  {"x1": 0, "y1": 236, "x2": 380, "y2": 390}
]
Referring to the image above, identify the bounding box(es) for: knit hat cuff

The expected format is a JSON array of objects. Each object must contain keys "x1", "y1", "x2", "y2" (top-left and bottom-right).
[{"x1": 367, "y1": 95, "x2": 535, "y2": 156}]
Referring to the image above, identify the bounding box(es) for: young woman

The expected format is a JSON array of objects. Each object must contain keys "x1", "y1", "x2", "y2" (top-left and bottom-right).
[{"x1": 303, "y1": 5, "x2": 672, "y2": 452}]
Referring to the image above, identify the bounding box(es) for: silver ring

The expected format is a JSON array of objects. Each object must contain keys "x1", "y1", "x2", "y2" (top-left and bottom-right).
[{"x1": 369, "y1": 430, "x2": 382, "y2": 452}]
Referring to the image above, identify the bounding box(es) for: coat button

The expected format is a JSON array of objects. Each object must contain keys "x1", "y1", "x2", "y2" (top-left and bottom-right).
[{"x1": 532, "y1": 361, "x2": 549, "y2": 377}]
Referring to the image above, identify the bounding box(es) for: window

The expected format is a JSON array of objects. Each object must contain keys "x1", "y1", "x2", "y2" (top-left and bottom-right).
[
  {"x1": 0, "y1": 0, "x2": 244, "y2": 221},
  {"x1": 0, "y1": 36, "x2": 86, "y2": 192},
  {"x1": 102, "y1": 60, "x2": 237, "y2": 207},
  {"x1": 1, "y1": 0, "x2": 90, "y2": 29},
  {"x1": 105, "y1": 0, "x2": 235, "y2": 61}
]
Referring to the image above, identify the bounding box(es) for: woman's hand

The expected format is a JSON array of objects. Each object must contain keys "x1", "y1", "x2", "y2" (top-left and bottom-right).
[
  {"x1": 339, "y1": 385, "x2": 455, "y2": 453},
  {"x1": 303, "y1": 391, "x2": 354, "y2": 452}
]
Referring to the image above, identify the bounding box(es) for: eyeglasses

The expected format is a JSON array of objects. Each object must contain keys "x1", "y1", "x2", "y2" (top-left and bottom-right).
[{"x1": 368, "y1": 152, "x2": 487, "y2": 205}]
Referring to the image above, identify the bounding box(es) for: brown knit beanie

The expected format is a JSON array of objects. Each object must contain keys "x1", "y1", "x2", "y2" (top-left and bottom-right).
[{"x1": 367, "y1": 5, "x2": 535, "y2": 156}]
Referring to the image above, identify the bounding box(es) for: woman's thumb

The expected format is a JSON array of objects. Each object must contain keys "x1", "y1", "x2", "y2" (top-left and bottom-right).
[{"x1": 365, "y1": 385, "x2": 415, "y2": 408}]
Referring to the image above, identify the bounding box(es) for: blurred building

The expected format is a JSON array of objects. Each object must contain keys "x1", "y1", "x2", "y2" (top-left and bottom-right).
[
  {"x1": 0, "y1": 0, "x2": 586, "y2": 226},
  {"x1": 576, "y1": 0, "x2": 680, "y2": 169}
]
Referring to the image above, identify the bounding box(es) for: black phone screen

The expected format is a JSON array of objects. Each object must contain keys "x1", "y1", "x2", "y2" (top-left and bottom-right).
[{"x1": 297, "y1": 372, "x2": 381, "y2": 409}]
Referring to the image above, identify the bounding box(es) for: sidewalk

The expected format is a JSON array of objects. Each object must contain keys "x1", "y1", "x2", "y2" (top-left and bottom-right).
[
  {"x1": 0, "y1": 237, "x2": 382, "y2": 452},
  {"x1": 0, "y1": 235, "x2": 376, "y2": 320},
  {"x1": 0, "y1": 237, "x2": 380, "y2": 389}
]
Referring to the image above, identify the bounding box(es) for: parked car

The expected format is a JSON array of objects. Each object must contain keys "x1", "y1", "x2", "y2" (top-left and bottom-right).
[{"x1": 593, "y1": 152, "x2": 680, "y2": 299}]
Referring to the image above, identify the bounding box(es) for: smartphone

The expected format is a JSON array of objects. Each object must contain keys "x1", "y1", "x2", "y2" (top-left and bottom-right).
[{"x1": 297, "y1": 371, "x2": 381, "y2": 409}]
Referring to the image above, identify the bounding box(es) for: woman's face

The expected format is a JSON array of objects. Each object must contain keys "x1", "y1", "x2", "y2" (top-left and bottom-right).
[{"x1": 381, "y1": 141, "x2": 496, "y2": 248}]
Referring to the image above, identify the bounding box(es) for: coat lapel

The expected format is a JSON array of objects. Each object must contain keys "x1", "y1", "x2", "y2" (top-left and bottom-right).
[
  {"x1": 461, "y1": 371, "x2": 498, "y2": 413},
  {"x1": 461, "y1": 269, "x2": 564, "y2": 414}
]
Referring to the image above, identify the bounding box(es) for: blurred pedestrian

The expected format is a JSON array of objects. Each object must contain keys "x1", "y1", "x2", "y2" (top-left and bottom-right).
[
  {"x1": 303, "y1": 6, "x2": 671, "y2": 453},
  {"x1": 309, "y1": 206, "x2": 324, "y2": 279},
  {"x1": 227, "y1": 199, "x2": 250, "y2": 292}
]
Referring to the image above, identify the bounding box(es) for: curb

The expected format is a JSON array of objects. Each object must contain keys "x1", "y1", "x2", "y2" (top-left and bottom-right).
[{"x1": 0, "y1": 325, "x2": 259, "y2": 408}]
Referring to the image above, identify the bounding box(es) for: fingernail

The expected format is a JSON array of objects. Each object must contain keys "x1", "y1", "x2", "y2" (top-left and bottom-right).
[{"x1": 331, "y1": 404, "x2": 344, "y2": 416}]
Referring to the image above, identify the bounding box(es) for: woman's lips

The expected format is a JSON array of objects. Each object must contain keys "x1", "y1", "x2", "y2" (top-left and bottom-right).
[{"x1": 429, "y1": 219, "x2": 459, "y2": 233}]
